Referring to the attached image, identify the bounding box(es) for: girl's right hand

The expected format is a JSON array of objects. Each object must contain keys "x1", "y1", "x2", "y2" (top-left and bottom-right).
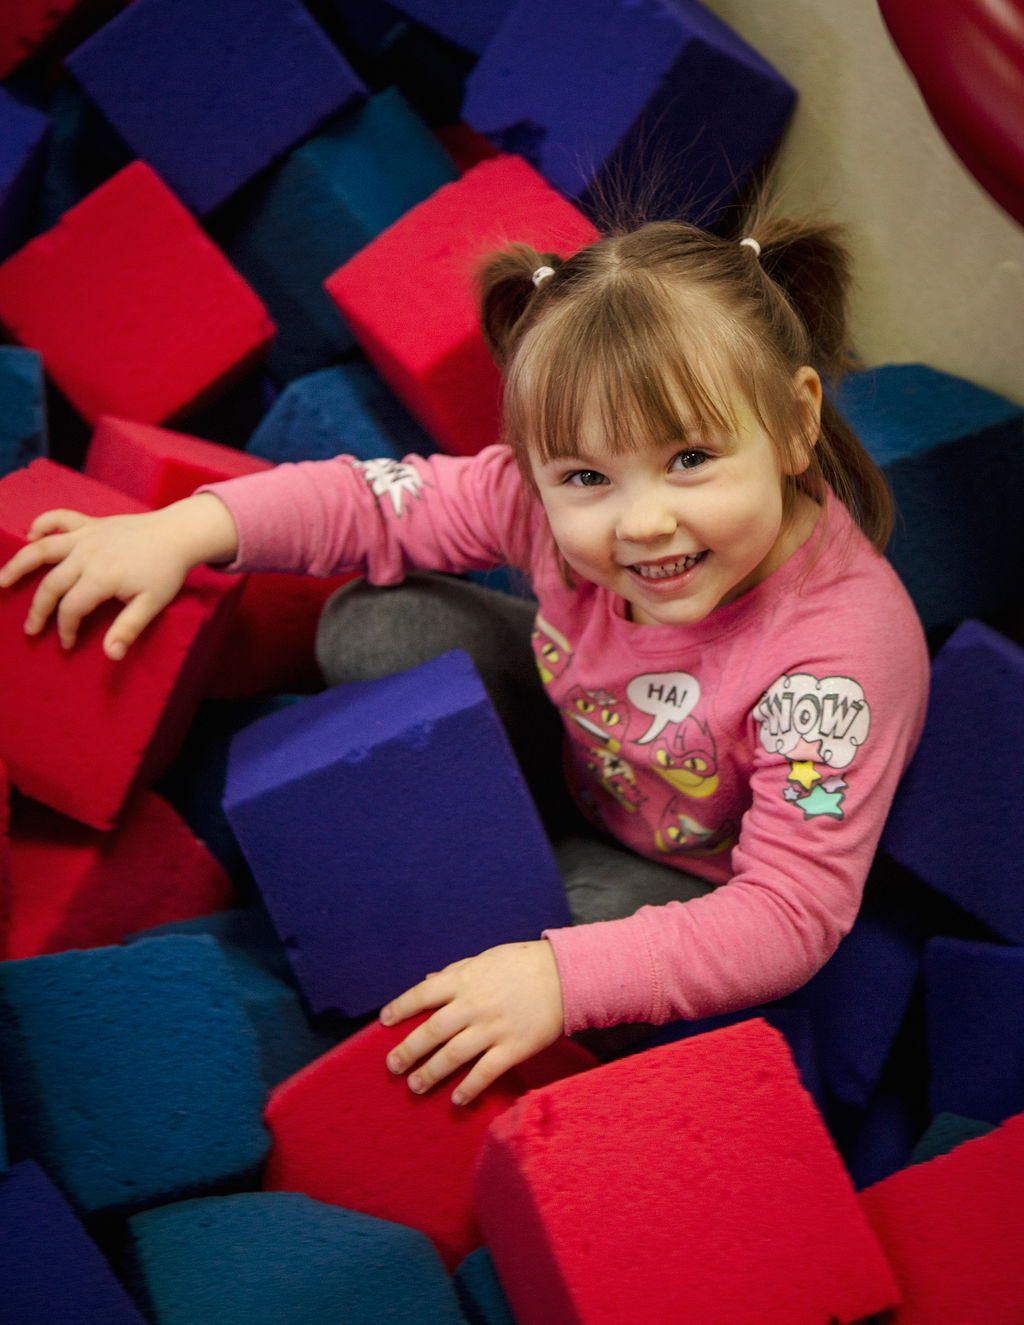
[{"x1": 0, "y1": 493, "x2": 239, "y2": 660}]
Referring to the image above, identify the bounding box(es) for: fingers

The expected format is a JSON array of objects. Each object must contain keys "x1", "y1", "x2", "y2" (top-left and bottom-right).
[
  {"x1": 27, "y1": 509, "x2": 91, "y2": 540},
  {"x1": 0, "y1": 530, "x2": 76, "y2": 590},
  {"x1": 103, "y1": 593, "x2": 166, "y2": 660}
]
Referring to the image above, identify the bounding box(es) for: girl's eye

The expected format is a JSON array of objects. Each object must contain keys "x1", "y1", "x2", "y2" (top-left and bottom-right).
[
  {"x1": 670, "y1": 449, "x2": 710, "y2": 472},
  {"x1": 566, "y1": 469, "x2": 608, "y2": 487}
]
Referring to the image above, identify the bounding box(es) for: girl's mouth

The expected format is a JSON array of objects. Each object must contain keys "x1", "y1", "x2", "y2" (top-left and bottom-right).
[{"x1": 629, "y1": 551, "x2": 707, "y2": 580}]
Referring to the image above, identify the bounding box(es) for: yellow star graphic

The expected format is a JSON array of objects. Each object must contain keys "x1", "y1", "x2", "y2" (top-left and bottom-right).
[{"x1": 787, "y1": 760, "x2": 821, "y2": 790}]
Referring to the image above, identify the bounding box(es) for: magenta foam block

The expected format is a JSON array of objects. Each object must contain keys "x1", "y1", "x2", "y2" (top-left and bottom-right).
[
  {"x1": 263, "y1": 1013, "x2": 596, "y2": 1270},
  {"x1": 860, "y1": 1110, "x2": 1024, "y2": 1324},
  {"x1": 0, "y1": 459, "x2": 241, "y2": 828},
  {"x1": 222, "y1": 650, "x2": 571, "y2": 1016},
  {"x1": 325, "y1": 154, "x2": 599, "y2": 455},
  {"x1": 474, "y1": 1019, "x2": 900, "y2": 1325},
  {"x1": 0, "y1": 162, "x2": 275, "y2": 425}
]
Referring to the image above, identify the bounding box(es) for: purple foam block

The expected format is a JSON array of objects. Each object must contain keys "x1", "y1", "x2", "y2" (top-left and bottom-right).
[
  {"x1": 462, "y1": 0, "x2": 795, "y2": 220},
  {"x1": 66, "y1": 0, "x2": 366, "y2": 214},
  {"x1": 924, "y1": 936, "x2": 1024, "y2": 1125},
  {"x1": 386, "y1": 0, "x2": 516, "y2": 54},
  {"x1": 222, "y1": 650, "x2": 571, "y2": 1017},
  {"x1": 0, "y1": 87, "x2": 49, "y2": 260},
  {"x1": 882, "y1": 620, "x2": 1024, "y2": 942},
  {"x1": 0, "y1": 1161, "x2": 146, "y2": 1324}
]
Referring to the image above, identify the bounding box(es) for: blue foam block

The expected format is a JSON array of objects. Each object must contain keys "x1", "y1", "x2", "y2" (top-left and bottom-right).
[
  {"x1": 0, "y1": 87, "x2": 49, "y2": 260},
  {"x1": 223, "y1": 650, "x2": 571, "y2": 1016},
  {"x1": 908, "y1": 1112, "x2": 995, "y2": 1166},
  {"x1": 462, "y1": 0, "x2": 795, "y2": 220},
  {"x1": 0, "y1": 936, "x2": 270, "y2": 1214},
  {"x1": 246, "y1": 362, "x2": 436, "y2": 464},
  {"x1": 834, "y1": 363, "x2": 1024, "y2": 632},
  {"x1": 34, "y1": 81, "x2": 132, "y2": 232},
  {"x1": 386, "y1": 0, "x2": 515, "y2": 54},
  {"x1": 124, "y1": 909, "x2": 344, "y2": 1088},
  {"x1": 924, "y1": 936, "x2": 1024, "y2": 1124},
  {"x1": 881, "y1": 621, "x2": 1024, "y2": 942},
  {"x1": 127, "y1": 1191, "x2": 467, "y2": 1324},
  {"x1": 0, "y1": 1161, "x2": 146, "y2": 1324},
  {"x1": 66, "y1": 0, "x2": 367, "y2": 214},
  {"x1": 218, "y1": 87, "x2": 457, "y2": 381},
  {"x1": 833, "y1": 1084, "x2": 922, "y2": 1190},
  {"x1": 0, "y1": 346, "x2": 46, "y2": 476},
  {"x1": 454, "y1": 1247, "x2": 517, "y2": 1325}
]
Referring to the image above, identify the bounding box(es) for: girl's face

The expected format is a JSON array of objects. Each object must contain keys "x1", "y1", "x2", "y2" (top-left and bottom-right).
[{"x1": 528, "y1": 368, "x2": 822, "y2": 628}]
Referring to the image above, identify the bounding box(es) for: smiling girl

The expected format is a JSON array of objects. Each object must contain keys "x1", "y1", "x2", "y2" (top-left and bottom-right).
[{"x1": 0, "y1": 212, "x2": 929, "y2": 1105}]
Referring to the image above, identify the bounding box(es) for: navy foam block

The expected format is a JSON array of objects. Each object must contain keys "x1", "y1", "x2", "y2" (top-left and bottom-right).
[
  {"x1": 218, "y1": 87, "x2": 456, "y2": 381},
  {"x1": 0, "y1": 935, "x2": 269, "y2": 1214},
  {"x1": 454, "y1": 1247, "x2": 517, "y2": 1325},
  {"x1": 386, "y1": 0, "x2": 515, "y2": 54},
  {"x1": 223, "y1": 650, "x2": 571, "y2": 1016},
  {"x1": 35, "y1": 81, "x2": 132, "y2": 231},
  {"x1": 0, "y1": 346, "x2": 46, "y2": 476},
  {"x1": 882, "y1": 620, "x2": 1024, "y2": 941},
  {"x1": 127, "y1": 1191, "x2": 467, "y2": 1324},
  {"x1": 924, "y1": 936, "x2": 1024, "y2": 1124},
  {"x1": 909, "y1": 1113, "x2": 995, "y2": 1166},
  {"x1": 246, "y1": 362, "x2": 436, "y2": 465},
  {"x1": 66, "y1": 0, "x2": 366, "y2": 214},
  {"x1": 0, "y1": 87, "x2": 49, "y2": 260},
  {"x1": 462, "y1": 0, "x2": 795, "y2": 220},
  {"x1": 0, "y1": 1161, "x2": 146, "y2": 1324},
  {"x1": 834, "y1": 363, "x2": 1024, "y2": 631}
]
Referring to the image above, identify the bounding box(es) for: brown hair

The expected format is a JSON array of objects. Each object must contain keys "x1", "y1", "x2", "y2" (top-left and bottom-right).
[{"x1": 478, "y1": 215, "x2": 892, "y2": 552}]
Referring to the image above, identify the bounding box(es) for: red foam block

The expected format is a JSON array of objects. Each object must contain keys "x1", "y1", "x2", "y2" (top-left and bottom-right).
[
  {"x1": 0, "y1": 161, "x2": 275, "y2": 424},
  {"x1": 860, "y1": 1110, "x2": 1024, "y2": 1324},
  {"x1": 85, "y1": 416, "x2": 348, "y2": 696},
  {"x1": 4, "y1": 788, "x2": 235, "y2": 960},
  {"x1": 0, "y1": 0, "x2": 84, "y2": 78},
  {"x1": 474, "y1": 1019, "x2": 900, "y2": 1325},
  {"x1": 262, "y1": 1013, "x2": 597, "y2": 1271},
  {"x1": 0, "y1": 459, "x2": 242, "y2": 828},
  {"x1": 325, "y1": 154, "x2": 599, "y2": 456}
]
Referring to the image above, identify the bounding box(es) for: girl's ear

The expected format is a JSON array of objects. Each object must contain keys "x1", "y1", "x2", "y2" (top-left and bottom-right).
[{"x1": 785, "y1": 366, "x2": 823, "y2": 475}]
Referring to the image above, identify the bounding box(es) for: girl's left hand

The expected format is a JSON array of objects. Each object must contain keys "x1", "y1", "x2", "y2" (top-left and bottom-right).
[{"x1": 380, "y1": 939, "x2": 564, "y2": 1106}]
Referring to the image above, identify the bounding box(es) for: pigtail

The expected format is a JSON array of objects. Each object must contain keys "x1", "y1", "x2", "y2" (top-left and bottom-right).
[{"x1": 478, "y1": 244, "x2": 561, "y2": 369}]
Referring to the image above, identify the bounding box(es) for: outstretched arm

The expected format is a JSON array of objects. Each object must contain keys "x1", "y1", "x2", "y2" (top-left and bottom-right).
[
  {"x1": 380, "y1": 939, "x2": 565, "y2": 1105},
  {"x1": 0, "y1": 492, "x2": 239, "y2": 660}
]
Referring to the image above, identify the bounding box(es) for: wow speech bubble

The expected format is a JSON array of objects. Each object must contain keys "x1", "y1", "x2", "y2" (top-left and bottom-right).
[
  {"x1": 754, "y1": 672, "x2": 870, "y2": 768},
  {"x1": 626, "y1": 671, "x2": 700, "y2": 744}
]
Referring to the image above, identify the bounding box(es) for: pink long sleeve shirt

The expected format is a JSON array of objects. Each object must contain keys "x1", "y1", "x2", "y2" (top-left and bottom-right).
[{"x1": 204, "y1": 445, "x2": 929, "y2": 1034}]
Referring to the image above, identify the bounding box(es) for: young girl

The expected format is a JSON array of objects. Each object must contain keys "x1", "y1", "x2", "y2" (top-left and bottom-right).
[{"x1": 0, "y1": 213, "x2": 930, "y2": 1107}]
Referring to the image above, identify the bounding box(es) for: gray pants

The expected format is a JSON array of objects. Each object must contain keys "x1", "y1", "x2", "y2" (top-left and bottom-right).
[{"x1": 315, "y1": 573, "x2": 715, "y2": 926}]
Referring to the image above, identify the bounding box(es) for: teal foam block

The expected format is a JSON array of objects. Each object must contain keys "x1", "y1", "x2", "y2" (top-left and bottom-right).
[
  {"x1": 909, "y1": 1113, "x2": 995, "y2": 1166},
  {"x1": 0, "y1": 345, "x2": 46, "y2": 476},
  {"x1": 0, "y1": 936, "x2": 270, "y2": 1215},
  {"x1": 126, "y1": 1191, "x2": 467, "y2": 1324},
  {"x1": 223, "y1": 650, "x2": 571, "y2": 1017},
  {"x1": 0, "y1": 1161, "x2": 146, "y2": 1324},
  {"x1": 833, "y1": 363, "x2": 1024, "y2": 632},
  {"x1": 215, "y1": 87, "x2": 456, "y2": 382},
  {"x1": 0, "y1": 86, "x2": 49, "y2": 259},
  {"x1": 454, "y1": 1247, "x2": 516, "y2": 1325},
  {"x1": 462, "y1": 0, "x2": 795, "y2": 221},
  {"x1": 924, "y1": 936, "x2": 1024, "y2": 1125},
  {"x1": 124, "y1": 909, "x2": 346, "y2": 1088},
  {"x1": 34, "y1": 81, "x2": 132, "y2": 232},
  {"x1": 245, "y1": 361, "x2": 436, "y2": 465}
]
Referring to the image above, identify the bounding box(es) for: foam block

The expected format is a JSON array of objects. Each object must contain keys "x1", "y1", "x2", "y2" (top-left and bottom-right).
[
  {"x1": 262, "y1": 1012, "x2": 596, "y2": 1270},
  {"x1": 223, "y1": 650, "x2": 572, "y2": 1016},
  {"x1": 4, "y1": 788, "x2": 235, "y2": 960},
  {"x1": 0, "y1": 459, "x2": 242, "y2": 828},
  {"x1": 0, "y1": 162, "x2": 275, "y2": 425},
  {"x1": 217, "y1": 86, "x2": 457, "y2": 381},
  {"x1": 909, "y1": 1112, "x2": 995, "y2": 1166},
  {"x1": 0, "y1": 87, "x2": 49, "y2": 261},
  {"x1": 834, "y1": 363, "x2": 1024, "y2": 632},
  {"x1": 0, "y1": 0, "x2": 82, "y2": 78},
  {"x1": 35, "y1": 80, "x2": 132, "y2": 232},
  {"x1": 0, "y1": 758, "x2": 10, "y2": 937},
  {"x1": 474, "y1": 1020, "x2": 900, "y2": 1325},
  {"x1": 463, "y1": 0, "x2": 796, "y2": 220},
  {"x1": 326, "y1": 154, "x2": 599, "y2": 455},
  {"x1": 0, "y1": 935, "x2": 269, "y2": 1215},
  {"x1": 245, "y1": 362, "x2": 436, "y2": 465},
  {"x1": 881, "y1": 620, "x2": 1024, "y2": 942},
  {"x1": 0, "y1": 346, "x2": 46, "y2": 476},
  {"x1": 860, "y1": 1110, "x2": 1024, "y2": 1324},
  {"x1": 386, "y1": 0, "x2": 514, "y2": 55},
  {"x1": 67, "y1": 0, "x2": 366, "y2": 215},
  {"x1": 924, "y1": 936, "x2": 1024, "y2": 1124},
  {"x1": 0, "y1": 1161, "x2": 147, "y2": 1325},
  {"x1": 127, "y1": 1192, "x2": 467, "y2": 1324},
  {"x1": 454, "y1": 1248, "x2": 516, "y2": 1325}
]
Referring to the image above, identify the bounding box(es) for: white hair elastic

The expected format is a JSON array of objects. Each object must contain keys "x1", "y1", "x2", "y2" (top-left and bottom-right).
[
  {"x1": 739, "y1": 237, "x2": 761, "y2": 258},
  {"x1": 532, "y1": 265, "x2": 556, "y2": 288}
]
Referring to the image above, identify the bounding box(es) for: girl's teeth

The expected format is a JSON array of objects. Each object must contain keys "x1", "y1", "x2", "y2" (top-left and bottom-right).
[{"x1": 635, "y1": 554, "x2": 701, "y2": 580}]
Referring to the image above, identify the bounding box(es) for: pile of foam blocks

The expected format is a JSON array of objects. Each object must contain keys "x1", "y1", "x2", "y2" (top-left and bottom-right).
[{"x1": 1, "y1": 2, "x2": 1023, "y2": 1321}]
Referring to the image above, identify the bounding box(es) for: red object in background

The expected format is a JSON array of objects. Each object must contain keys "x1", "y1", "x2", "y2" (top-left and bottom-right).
[{"x1": 879, "y1": 0, "x2": 1024, "y2": 227}]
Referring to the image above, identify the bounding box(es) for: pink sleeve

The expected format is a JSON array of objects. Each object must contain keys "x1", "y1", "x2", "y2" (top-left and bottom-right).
[{"x1": 197, "y1": 446, "x2": 537, "y2": 580}]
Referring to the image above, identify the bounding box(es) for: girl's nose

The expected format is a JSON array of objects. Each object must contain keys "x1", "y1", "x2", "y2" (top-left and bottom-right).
[{"x1": 615, "y1": 493, "x2": 678, "y2": 542}]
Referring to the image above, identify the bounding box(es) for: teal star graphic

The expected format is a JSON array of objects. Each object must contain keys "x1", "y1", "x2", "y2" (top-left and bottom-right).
[{"x1": 798, "y1": 784, "x2": 845, "y2": 820}]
